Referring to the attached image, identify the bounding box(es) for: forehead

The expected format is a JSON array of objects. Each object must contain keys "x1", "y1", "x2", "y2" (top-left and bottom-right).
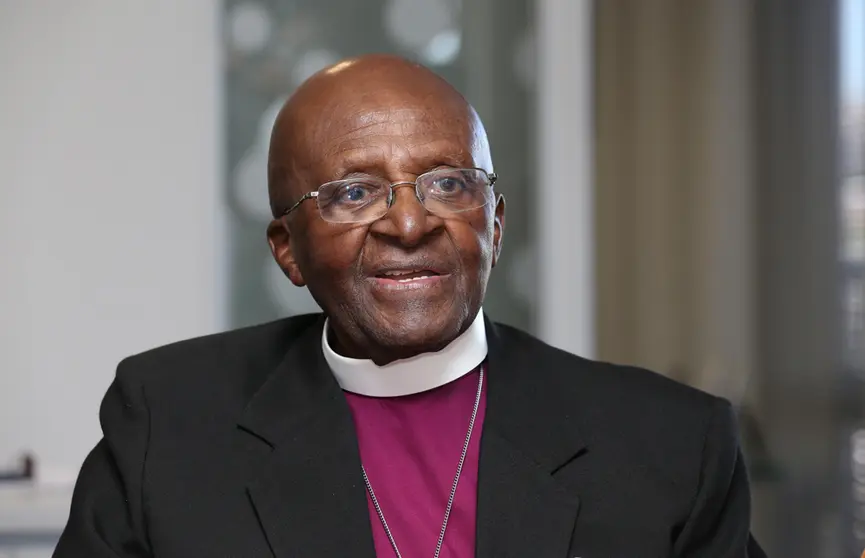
[{"x1": 307, "y1": 99, "x2": 478, "y2": 177}]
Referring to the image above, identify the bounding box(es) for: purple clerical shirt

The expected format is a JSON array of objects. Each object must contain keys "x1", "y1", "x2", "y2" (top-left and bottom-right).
[{"x1": 344, "y1": 366, "x2": 486, "y2": 558}]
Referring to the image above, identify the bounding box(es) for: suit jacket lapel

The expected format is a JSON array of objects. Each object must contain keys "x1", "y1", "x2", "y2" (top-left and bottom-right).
[
  {"x1": 238, "y1": 317, "x2": 376, "y2": 558},
  {"x1": 476, "y1": 317, "x2": 586, "y2": 558}
]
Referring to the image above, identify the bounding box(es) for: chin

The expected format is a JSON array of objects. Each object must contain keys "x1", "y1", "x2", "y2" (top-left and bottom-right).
[{"x1": 370, "y1": 307, "x2": 466, "y2": 356}]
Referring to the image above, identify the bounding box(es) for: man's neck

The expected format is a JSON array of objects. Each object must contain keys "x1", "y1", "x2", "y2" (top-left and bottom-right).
[{"x1": 327, "y1": 328, "x2": 455, "y2": 366}]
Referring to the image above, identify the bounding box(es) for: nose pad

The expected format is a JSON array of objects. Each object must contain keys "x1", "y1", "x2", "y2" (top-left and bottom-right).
[{"x1": 387, "y1": 182, "x2": 421, "y2": 208}]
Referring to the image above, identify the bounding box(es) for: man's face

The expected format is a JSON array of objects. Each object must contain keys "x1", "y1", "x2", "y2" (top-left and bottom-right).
[{"x1": 268, "y1": 90, "x2": 505, "y2": 362}]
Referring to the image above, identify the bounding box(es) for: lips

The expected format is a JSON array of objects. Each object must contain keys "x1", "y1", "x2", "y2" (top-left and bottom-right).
[{"x1": 367, "y1": 261, "x2": 451, "y2": 290}]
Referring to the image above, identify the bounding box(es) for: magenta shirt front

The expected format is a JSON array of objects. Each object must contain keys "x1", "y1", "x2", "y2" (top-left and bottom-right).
[{"x1": 344, "y1": 367, "x2": 486, "y2": 558}]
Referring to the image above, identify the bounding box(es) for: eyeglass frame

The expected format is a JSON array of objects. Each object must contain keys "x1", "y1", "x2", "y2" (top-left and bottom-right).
[{"x1": 279, "y1": 167, "x2": 498, "y2": 223}]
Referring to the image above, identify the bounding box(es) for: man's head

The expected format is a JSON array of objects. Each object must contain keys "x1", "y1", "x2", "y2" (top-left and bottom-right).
[{"x1": 266, "y1": 54, "x2": 505, "y2": 364}]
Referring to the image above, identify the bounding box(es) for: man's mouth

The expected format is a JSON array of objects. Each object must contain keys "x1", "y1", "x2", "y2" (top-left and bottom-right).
[
  {"x1": 366, "y1": 264, "x2": 451, "y2": 292},
  {"x1": 374, "y1": 269, "x2": 442, "y2": 283}
]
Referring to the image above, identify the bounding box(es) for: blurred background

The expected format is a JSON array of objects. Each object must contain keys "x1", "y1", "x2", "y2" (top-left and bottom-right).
[{"x1": 0, "y1": 0, "x2": 862, "y2": 555}]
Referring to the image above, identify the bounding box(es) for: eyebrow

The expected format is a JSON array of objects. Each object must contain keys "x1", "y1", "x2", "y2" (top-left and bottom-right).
[{"x1": 326, "y1": 148, "x2": 474, "y2": 182}]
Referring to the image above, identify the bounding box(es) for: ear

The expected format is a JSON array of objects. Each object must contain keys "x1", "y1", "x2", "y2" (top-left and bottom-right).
[
  {"x1": 267, "y1": 218, "x2": 306, "y2": 287},
  {"x1": 492, "y1": 193, "x2": 505, "y2": 268}
]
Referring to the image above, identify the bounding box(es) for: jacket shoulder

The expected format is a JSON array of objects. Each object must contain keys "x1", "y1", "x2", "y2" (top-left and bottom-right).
[
  {"x1": 114, "y1": 313, "x2": 322, "y2": 399},
  {"x1": 493, "y1": 322, "x2": 732, "y2": 495},
  {"x1": 494, "y1": 321, "x2": 724, "y2": 414}
]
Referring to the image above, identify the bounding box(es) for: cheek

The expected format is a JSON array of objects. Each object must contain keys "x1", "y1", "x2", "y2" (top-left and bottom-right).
[
  {"x1": 299, "y1": 223, "x2": 368, "y2": 278},
  {"x1": 447, "y1": 213, "x2": 495, "y2": 274}
]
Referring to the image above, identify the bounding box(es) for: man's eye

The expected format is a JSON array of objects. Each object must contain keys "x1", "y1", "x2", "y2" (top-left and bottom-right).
[
  {"x1": 338, "y1": 184, "x2": 371, "y2": 203},
  {"x1": 432, "y1": 177, "x2": 467, "y2": 193}
]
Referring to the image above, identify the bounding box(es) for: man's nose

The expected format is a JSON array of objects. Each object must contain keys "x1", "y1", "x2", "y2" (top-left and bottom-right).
[{"x1": 374, "y1": 183, "x2": 437, "y2": 246}]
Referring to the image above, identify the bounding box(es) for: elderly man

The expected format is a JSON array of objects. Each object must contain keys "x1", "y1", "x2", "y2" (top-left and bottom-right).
[{"x1": 56, "y1": 55, "x2": 766, "y2": 557}]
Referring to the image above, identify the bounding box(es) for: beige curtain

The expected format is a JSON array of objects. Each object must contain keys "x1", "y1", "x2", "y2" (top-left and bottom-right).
[
  {"x1": 594, "y1": 0, "x2": 756, "y2": 407},
  {"x1": 594, "y1": 1, "x2": 850, "y2": 553}
]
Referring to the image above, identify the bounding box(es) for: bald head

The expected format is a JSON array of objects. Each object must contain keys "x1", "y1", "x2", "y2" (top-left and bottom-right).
[{"x1": 267, "y1": 54, "x2": 492, "y2": 216}]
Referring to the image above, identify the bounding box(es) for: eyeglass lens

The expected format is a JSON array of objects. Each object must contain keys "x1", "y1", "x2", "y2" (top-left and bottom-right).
[{"x1": 316, "y1": 168, "x2": 492, "y2": 223}]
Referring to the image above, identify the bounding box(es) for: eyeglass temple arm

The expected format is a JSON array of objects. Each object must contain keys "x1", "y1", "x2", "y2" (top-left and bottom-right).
[{"x1": 282, "y1": 191, "x2": 319, "y2": 217}]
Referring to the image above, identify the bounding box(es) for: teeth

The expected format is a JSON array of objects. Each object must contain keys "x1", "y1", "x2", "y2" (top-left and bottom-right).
[
  {"x1": 397, "y1": 276, "x2": 431, "y2": 282},
  {"x1": 383, "y1": 270, "x2": 422, "y2": 277}
]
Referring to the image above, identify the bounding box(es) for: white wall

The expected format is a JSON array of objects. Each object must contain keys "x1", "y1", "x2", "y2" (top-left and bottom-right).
[
  {"x1": 0, "y1": 1, "x2": 223, "y2": 484},
  {"x1": 536, "y1": 0, "x2": 595, "y2": 357}
]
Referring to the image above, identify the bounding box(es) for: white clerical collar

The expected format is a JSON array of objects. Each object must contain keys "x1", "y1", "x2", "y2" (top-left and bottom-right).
[{"x1": 321, "y1": 310, "x2": 488, "y2": 397}]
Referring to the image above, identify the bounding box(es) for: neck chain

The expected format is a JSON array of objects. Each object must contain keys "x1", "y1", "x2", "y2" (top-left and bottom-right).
[{"x1": 361, "y1": 365, "x2": 485, "y2": 558}]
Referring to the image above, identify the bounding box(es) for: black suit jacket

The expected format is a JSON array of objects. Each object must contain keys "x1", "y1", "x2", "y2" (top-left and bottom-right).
[{"x1": 55, "y1": 314, "x2": 766, "y2": 557}]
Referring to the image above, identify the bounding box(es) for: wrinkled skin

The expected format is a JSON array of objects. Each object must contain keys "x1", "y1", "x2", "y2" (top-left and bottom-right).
[{"x1": 266, "y1": 55, "x2": 505, "y2": 365}]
